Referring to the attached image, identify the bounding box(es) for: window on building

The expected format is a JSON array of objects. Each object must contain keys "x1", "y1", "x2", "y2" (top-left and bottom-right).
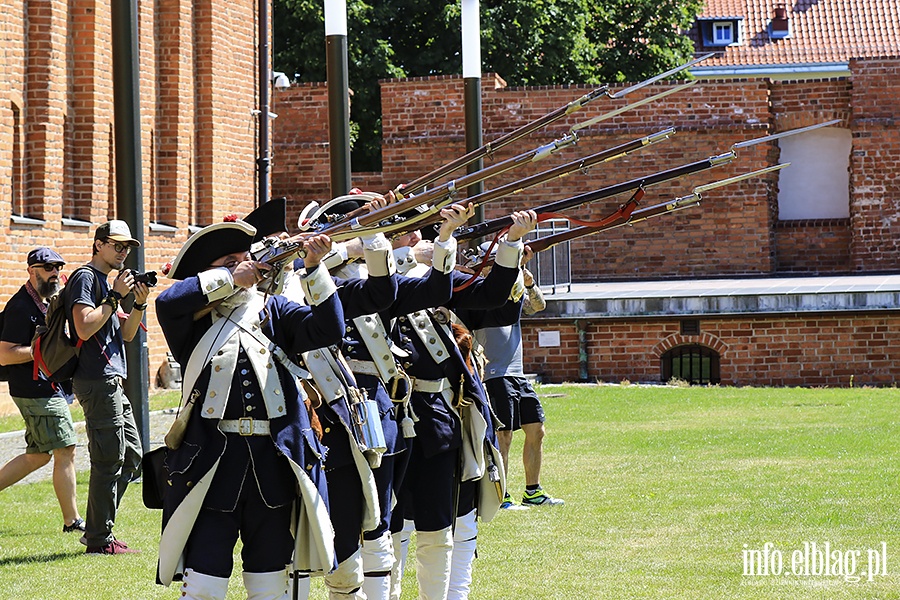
[
  {"x1": 11, "y1": 102, "x2": 24, "y2": 216},
  {"x1": 661, "y1": 344, "x2": 720, "y2": 385},
  {"x1": 713, "y1": 22, "x2": 734, "y2": 45},
  {"x1": 698, "y1": 17, "x2": 743, "y2": 47},
  {"x1": 777, "y1": 127, "x2": 851, "y2": 220}
]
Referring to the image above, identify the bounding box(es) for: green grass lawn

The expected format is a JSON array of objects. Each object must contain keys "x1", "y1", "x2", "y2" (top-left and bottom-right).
[
  {"x1": 1, "y1": 384, "x2": 899, "y2": 599},
  {"x1": 0, "y1": 390, "x2": 182, "y2": 434}
]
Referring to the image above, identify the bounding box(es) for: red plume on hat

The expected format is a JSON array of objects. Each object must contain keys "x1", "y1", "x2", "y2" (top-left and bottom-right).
[{"x1": 223, "y1": 214, "x2": 239, "y2": 222}]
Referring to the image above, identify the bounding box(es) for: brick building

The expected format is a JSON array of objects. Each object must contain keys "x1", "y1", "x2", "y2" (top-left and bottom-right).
[
  {"x1": 1, "y1": 1, "x2": 898, "y2": 415},
  {"x1": 0, "y1": 0, "x2": 263, "y2": 414},
  {"x1": 270, "y1": 0, "x2": 900, "y2": 387}
]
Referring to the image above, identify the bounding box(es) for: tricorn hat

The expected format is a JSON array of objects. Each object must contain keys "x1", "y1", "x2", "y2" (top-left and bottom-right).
[
  {"x1": 243, "y1": 197, "x2": 288, "y2": 243},
  {"x1": 166, "y1": 220, "x2": 257, "y2": 280}
]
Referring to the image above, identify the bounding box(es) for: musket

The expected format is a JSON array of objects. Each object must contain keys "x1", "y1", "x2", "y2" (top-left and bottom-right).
[
  {"x1": 524, "y1": 164, "x2": 791, "y2": 254},
  {"x1": 394, "y1": 86, "x2": 608, "y2": 199},
  {"x1": 331, "y1": 54, "x2": 715, "y2": 227},
  {"x1": 454, "y1": 151, "x2": 735, "y2": 241},
  {"x1": 454, "y1": 119, "x2": 840, "y2": 242},
  {"x1": 307, "y1": 133, "x2": 580, "y2": 241},
  {"x1": 369, "y1": 127, "x2": 676, "y2": 239}
]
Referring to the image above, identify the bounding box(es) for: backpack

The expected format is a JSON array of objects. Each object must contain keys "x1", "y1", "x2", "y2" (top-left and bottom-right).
[{"x1": 31, "y1": 267, "x2": 94, "y2": 383}]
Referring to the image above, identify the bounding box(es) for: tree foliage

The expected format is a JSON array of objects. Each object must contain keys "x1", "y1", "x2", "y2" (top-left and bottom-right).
[{"x1": 273, "y1": 0, "x2": 704, "y2": 170}]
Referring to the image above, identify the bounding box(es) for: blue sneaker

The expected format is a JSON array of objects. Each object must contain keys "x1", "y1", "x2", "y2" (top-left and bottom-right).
[{"x1": 500, "y1": 492, "x2": 530, "y2": 511}]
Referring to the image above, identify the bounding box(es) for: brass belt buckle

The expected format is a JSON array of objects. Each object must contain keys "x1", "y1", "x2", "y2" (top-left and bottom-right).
[{"x1": 238, "y1": 417, "x2": 253, "y2": 436}]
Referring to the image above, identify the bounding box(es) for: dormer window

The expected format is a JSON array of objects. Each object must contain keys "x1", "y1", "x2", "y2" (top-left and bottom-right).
[
  {"x1": 697, "y1": 17, "x2": 744, "y2": 47},
  {"x1": 713, "y1": 22, "x2": 735, "y2": 45}
]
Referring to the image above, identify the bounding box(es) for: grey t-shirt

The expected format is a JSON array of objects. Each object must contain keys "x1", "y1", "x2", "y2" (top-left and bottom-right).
[
  {"x1": 474, "y1": 322, "x2": 524, "y2": 380},
  {"x1": 65, "y1": 266, "x2": 127, "y2": 379}
]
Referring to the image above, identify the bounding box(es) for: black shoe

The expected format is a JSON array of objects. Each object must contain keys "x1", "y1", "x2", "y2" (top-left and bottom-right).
[{"x1": 63, "y1": 518, "x2": 86, "y2": 533}]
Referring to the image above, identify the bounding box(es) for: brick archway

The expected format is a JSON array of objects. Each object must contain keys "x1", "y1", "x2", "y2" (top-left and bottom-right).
[{"x1": 651, "y1": 332, "x2": 729, "y2": 358}]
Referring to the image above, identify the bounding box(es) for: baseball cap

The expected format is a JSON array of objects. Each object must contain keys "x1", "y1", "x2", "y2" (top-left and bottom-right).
[
  {"x1": 94, "y1": 220, "x2": 141, "y2": 247},
  {"x1": 27, "y1": 247, "x2": 66, "y2": 266}
]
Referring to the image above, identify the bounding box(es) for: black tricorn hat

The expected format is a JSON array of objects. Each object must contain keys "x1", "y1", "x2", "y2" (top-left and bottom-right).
[
  {"x1": 167, "y1": 221, "x2": 257, "y2": 280},
  {"x1": 244, "y1": 197, "x2": 288, "y2": 242}
]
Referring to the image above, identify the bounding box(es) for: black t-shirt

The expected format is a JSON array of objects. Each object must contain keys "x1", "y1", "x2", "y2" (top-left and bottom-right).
[
  {"x1": 64, "y1": 266, "x2": 127, "y2": 379},
  {"x1": 1, "y1": 286, "x2": 59, "y2": 398}
]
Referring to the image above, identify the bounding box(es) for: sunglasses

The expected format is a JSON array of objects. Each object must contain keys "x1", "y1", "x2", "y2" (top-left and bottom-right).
[
  {"x1": 104, "y1": 240, "x2": 132, "y2": 254},
  {"x1": 34, "y1": 263, "x2": 63, "y2": 273}
]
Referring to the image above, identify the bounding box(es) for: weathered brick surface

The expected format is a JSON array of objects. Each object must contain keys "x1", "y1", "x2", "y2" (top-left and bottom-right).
[
  {"x1": 849, "y1": 57, "x2": 900, "y2": 271},
  {"x1": 0, "y1": 0, "x2": 261, "y2": 413},
  {"x1": 523, "y1": 314, "x2": 900, "y2": 387}
]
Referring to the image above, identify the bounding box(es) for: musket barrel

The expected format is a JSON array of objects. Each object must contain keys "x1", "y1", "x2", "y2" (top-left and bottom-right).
[
  {"x1": 364, "y1": 128, "x2": 677, "y2": 240},
  {"x1": 397, "y1": 86, "x2": 609, "y2": 196},
  {"x1": 525, "y1": 195, "x2": 702, "y2": 253},
  {"x1": 455, "y1": 151, "x2": 735, "y2": 241}
]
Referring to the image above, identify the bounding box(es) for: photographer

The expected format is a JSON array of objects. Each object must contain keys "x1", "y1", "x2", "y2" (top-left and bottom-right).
[{"x1": 66, "y1": 220, "x2": 152, "y2": 554}]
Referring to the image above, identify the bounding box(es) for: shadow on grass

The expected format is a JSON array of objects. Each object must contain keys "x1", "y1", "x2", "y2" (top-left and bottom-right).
[{"x1": 0, "y1": 551, "x2": 83, "y2": 566}]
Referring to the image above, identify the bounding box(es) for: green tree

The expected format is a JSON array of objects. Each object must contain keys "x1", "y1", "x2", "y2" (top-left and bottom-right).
[{"x1": 273, "y1": 0, "x2": 702, "y2": 171}]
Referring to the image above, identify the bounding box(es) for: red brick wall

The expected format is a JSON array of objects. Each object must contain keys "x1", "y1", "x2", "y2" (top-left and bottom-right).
[
  {"x1": 523, "y1": 313, "x2": 900, "y2": 387},
  {"x1": 774, "y1": 219, "x2": 852, "y2": 273},
  {"x1": 849, "y1": 57, "x2": 900, "y2": 271},
  {"x1": 0, "y1": 0, "x2": 261, "y2": 414}
]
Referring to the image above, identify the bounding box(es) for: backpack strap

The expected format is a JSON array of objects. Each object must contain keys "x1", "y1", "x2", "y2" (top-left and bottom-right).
[{"x1": 32, "y1": 266, "x2": 95, "y2": 382}]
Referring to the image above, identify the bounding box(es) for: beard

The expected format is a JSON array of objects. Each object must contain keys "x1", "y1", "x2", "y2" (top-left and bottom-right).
[
  {"x1": 37, "y1": 278, "x2": 60, "y2": 299},
  {"x1": 219, "y1": 287, "x2": 257, "y2": 310}
]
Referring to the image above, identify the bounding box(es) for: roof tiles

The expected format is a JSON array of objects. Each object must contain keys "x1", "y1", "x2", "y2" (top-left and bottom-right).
[{"x1": 690, "y1": 0, "x2": 900, "y2": 67}]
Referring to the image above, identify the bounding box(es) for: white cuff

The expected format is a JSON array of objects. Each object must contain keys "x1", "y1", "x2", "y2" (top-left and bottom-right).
[
  {"x1": 364, "y1": 247, "x2": 396, "y2": 277},
  {"x1": 494, "y1": 238, "x2": 524, "y2": 269},
  {"x1": 301, "y1": 264, "x2": 338, "y2": 306},
  {"x1": 362, "y1": 233, "x2": 396, "y2": 277},
  {"x1": 432, "y1": 237, "x2": 457, "y2": 274},
  {"x1": 197, "y1": 268, "x2": 236, "y2": 302},
  {"x1": 361, "y1": 232, "x2": 391, "y2": 251},
  {"x1": 322, "y1": 243, "x2": 350, "y2": 271}
]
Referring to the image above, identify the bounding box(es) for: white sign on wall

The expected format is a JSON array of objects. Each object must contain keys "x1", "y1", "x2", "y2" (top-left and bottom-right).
[{"x1": 537, "y1": 330, "x2": 561, "y2": 347}]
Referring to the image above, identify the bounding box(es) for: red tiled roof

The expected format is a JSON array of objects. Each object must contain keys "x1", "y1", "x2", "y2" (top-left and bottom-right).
[{"x1": 689, "y1": 0, "x2": 900, "y2": 67}]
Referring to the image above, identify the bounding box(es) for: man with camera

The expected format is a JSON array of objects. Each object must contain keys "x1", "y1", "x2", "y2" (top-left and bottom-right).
[{"x1": 65, "y1": 220, "x2": 152, "y2": 554}]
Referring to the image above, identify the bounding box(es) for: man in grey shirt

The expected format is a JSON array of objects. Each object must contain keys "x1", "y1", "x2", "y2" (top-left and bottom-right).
[{"x1": 455, "y1": 251, "x2": 564, "y2": 508}]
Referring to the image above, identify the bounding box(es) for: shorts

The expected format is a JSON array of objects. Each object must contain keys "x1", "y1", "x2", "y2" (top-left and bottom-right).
[
  {"x1": 12, "y1": 395, "x2": 78, "y2": 454},
  {"x1": 484, "y1": 376, "x2": 544, "y2": 432}
]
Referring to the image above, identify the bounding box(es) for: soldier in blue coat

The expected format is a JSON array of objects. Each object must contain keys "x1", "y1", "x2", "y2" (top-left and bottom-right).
[
  {"x1": 154, "y1": 219, "x2": 343, "y2": 600},
  {"x1": 388, "y1": 208, "x2": 537, "y2": 599}
]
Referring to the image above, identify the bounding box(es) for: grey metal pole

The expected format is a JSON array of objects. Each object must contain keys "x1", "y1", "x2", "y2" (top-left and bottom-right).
[
  {"x1": 462, "y1": 0, "x2": 484, "y2": 225},
  {"x1": 258, "y1": 0, "x2": 271, "y2": 205},
  {"x1": 325, "y1": 1, "x2": 351, "y2": 197},
  {"x1": 111, "y1": 0, "x2": 149, "y2": 451}
]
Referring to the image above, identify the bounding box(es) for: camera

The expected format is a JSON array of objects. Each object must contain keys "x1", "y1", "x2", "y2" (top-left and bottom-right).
[{"x1": 128, "y1": 269, "x2": 158, "y2": 287}]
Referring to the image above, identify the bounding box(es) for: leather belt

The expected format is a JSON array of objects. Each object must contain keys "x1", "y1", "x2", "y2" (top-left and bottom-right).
[
  {"x1": 411, "y1": 377, "x2": 451, "y2": 394},
  {"x1": 346, "y1": 359, "x2": 380, "y2": 377},
  {"x1": 219, "y1": 418, "x2": 270, "y2": 436}
]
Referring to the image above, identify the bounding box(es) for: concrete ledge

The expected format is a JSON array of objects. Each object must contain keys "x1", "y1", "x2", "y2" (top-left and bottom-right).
[{"x1": 538, "y1": 274, "x2": 900, "y2": 319}]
